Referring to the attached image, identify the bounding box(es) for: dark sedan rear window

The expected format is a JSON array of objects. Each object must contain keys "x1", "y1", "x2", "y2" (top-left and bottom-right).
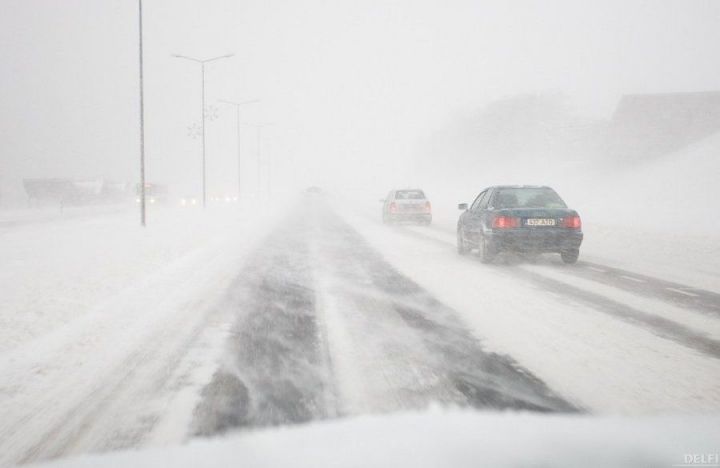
[
  {"x1": 395, "y1": 190, "x2": 426, "y2": 200},
  {"x1": 493, "y1": 188, "x2": 566, "y2": 209}
]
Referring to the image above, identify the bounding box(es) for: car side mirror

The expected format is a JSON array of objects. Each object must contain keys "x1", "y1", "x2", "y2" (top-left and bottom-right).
[{"x1": 458, "y1": 203, "x2": 468, "y2": 210}]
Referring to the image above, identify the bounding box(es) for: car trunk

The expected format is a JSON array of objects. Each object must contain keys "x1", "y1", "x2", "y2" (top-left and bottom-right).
[
  {"x1": 495, "y1": 208, "x2": 576, "y2": 229},
  {"x1": 396, "y1": 199, "x2": 429, "y2": 213}
]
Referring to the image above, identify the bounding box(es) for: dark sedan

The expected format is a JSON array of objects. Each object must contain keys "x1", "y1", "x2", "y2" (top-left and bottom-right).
[{"x1": 457, "y1": 185, "x2": 583, "y2": 264}]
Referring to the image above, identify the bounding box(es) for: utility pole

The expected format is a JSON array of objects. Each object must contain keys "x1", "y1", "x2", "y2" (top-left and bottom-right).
[
  {"x1": 138, "y1": 0, "x2": 146, "y2": 226},
  {"x1": 172, "y1": 53, "x2": 233, "y2": 208},
  {"x1": 218, "y1": 99, "x2": 260, "y2": 199}
]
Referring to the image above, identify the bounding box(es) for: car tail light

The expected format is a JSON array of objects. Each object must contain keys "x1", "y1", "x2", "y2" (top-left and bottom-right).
[
  {"x1": 492, "y1": 215, "x2": 520, "y2": 229},
  {"x1": 562, "y1": 215, "x2": 582, "y2": 229},
  {"x1": 424, "y1": 201, "x2": 432, "y2": 213},
  {"x1": 389, "y1": 202, "x2": 398, "y2": 214}
]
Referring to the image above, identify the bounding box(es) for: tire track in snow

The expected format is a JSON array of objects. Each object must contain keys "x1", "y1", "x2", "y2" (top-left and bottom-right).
[
  {"x1": 412, "y1": 221, "x2": 720, "y2": 315},
  {"x1": 313, "y1": 206, "x2": 578, "y2": 413},
  {"x1": 572, "y1": 261, "x2": 720, "y2": 316},
  {"x1": 383, "y1": 221, "x2": 720, "y2": 360}
]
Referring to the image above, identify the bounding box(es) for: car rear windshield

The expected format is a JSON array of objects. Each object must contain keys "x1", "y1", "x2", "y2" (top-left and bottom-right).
[
  {"x1": 493, "y1": 188, "x2": 566, "y2": 209},
  {"x1": 395, "y1": 190, "x2": 426, "y2": 200}
]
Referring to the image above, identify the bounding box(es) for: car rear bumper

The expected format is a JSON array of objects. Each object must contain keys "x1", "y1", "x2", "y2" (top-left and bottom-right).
[
  {"x1": 486, "y1": 229, "x2": 583, "y2": 253},
  {"x1": 387, "y1": 213, "x2": 432, "y2": 223}
]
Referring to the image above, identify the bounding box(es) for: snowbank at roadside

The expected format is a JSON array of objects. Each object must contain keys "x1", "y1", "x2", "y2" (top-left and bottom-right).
[
  {"x1": 573, "y1": 133, "x2": 720, "y2": 290},
  {"x1": 0, "y1": 204, "x2": 274, "y2": 353},
  {"x1": 32, "y1": 410, "x2": 720, "y2": 468},
  {"x1": 577, "y1": 132, "x2": 720, "y2": 235},
  {"x1": 0, "y1": 203, "x2": 283, "y2": 465}
]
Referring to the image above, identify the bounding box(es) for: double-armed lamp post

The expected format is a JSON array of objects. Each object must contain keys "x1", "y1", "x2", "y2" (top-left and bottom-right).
[{"x1": 172, "y1": 53, "x2": 234, "y2": 208}]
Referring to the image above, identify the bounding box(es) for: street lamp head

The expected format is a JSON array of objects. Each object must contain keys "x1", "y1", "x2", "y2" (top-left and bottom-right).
[
  {"x1": 172, "y1": 53, "x2": 200, "y2": 62},
  {"x1": 219, "y1": 98, "x2": 261, "y2": 107},
  {"x1": 205, "y1": 53, "x2": 234, "y2": 63},
  {"x1": 172, "y1": 53, "x2": 233, "y2": 63}
]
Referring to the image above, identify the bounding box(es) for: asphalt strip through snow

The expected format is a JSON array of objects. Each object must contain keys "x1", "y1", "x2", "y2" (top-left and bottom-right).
[{"x1": 191, "y1": 203, "x2": 578, "y2": 436}]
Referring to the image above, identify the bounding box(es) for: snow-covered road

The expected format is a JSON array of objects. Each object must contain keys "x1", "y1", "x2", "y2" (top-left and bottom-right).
[
  {"x1": 340, "y1": 203, "x2": 720, "y2": 414},
  {"x1": 0, "y1": 206, "x2": 275, "y2": 466},
  {"x1": 192, "y1": 202, "x2": 574, "y2": 439},
  {"x1": 1, "y1": 198, "x2": 719, "y2": 466}
]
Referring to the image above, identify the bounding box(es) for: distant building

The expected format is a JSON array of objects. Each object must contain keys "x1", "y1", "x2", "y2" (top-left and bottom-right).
[
  {"x1": 23, "y1": 178, "x2": 133, "y2": 206},
  {"x1": 609, "y1": 91, "x2": 720, "y2": 161}
]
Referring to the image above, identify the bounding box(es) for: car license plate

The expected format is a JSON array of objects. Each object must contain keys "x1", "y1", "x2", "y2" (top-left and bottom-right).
[{"x1": 526, "y1": 218, "x2": 556, "y2": 226}]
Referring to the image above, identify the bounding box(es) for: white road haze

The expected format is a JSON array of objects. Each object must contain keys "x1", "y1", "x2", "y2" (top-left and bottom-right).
[
  {"x1": 1, "y1": 1, "x2": 720, "y2": 466},
  {"x1": 1, "y1": 189, "x2": 719, "y2": 466}
]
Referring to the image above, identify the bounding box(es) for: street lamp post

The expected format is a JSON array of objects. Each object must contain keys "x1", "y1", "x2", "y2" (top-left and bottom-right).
[
  {"x1": 138, "y1": 0, "x2": 146, "y2": 226},
  {"x1": 172, "y1": 53, "x2": 233, "y2": 208},
  {"x1": 218, "y1": 99, "x2": 260, "y2": 199}
]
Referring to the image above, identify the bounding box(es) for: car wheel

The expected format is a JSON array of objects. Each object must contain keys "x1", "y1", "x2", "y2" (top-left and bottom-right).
[
  {"x1": 457, "y1": 228, "x2": 469, "y2": 256},
  {"x1": 560, "y1": 248, "x2": 579, "y2": 264},
  {"x1": 478, "y1": 235, "x2": 496, "y2": 264}
]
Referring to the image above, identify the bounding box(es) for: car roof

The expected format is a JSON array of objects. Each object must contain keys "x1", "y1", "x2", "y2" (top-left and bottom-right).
[{"x1": 490, "y1": 185, "x2": 552, "y2": 190}]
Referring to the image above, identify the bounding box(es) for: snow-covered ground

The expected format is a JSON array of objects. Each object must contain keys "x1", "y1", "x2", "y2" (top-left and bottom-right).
[
  {"x1": 0, "y1": 204, "x2": 271, "y2": 352},
  {"x1": 0, "y1": 204, "x2": 132, "y2": 230},
  {"x1": 0, "y1": 204, "x2": 279, "y2": 465},
  {"x1": 568, "y1": 133, "x2": 720, "y2": 291},
  {"x1": 1, "y1": 187, "x2": 719, "y2": 467}
]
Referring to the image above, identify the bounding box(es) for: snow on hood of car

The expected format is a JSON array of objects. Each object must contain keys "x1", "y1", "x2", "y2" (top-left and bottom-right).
[{"x1": 31, "y1": 409, "x2": 720, "y2": 468}]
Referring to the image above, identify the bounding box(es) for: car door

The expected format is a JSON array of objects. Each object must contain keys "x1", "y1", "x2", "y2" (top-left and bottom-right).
[
  {"x1": 459, "y1": 191, "x2": 481, "y2": 227},
  {"x1": 477, "y1": 188, "x2": 495, "y2": 232},
  {"x1": 461, "y1": 190, "x2": 489, "y2": 245},
  {"x1": 383, "y1": 191, "x2": 394, "y2": 214}
]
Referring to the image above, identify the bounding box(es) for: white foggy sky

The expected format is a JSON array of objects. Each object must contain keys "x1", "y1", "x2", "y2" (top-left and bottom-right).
[{"x1": 1, "y1": 0, "x2": 719, "y2": 196}]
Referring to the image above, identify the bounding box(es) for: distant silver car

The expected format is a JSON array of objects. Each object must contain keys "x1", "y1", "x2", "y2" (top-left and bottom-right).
[{"x1": 381, "y1": 189, "x2": 432, "y2": 225}]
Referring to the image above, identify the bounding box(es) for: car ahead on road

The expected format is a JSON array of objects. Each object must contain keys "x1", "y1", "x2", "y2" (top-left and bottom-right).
[
  {"x1": 381, "y1": 189, "x2": 432, "y2": 225},
  {"x1": 457, "y1": 185, "x2": 583, "y2": 264}
]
